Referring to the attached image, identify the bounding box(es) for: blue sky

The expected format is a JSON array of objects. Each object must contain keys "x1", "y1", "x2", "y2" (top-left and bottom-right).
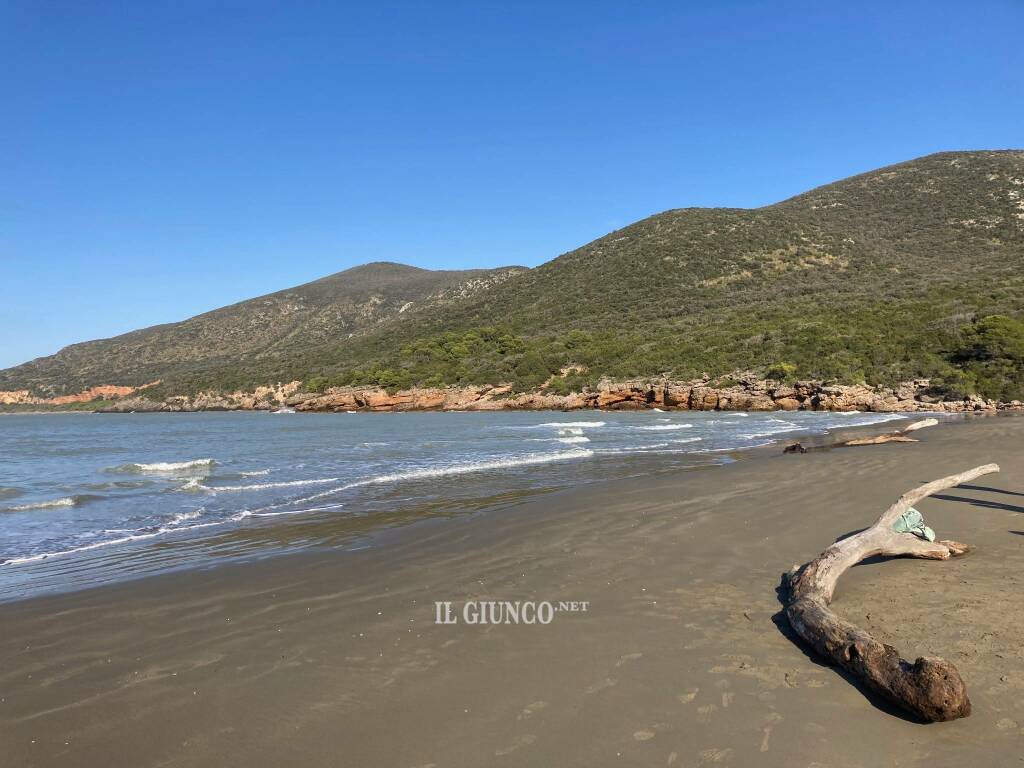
[{"x1": 1, "y1": 1, "x2": 1022, "y2": 370}]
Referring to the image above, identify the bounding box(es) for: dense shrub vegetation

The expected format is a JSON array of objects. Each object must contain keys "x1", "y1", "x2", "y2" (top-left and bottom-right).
[{"x1": 3, "y1": 151, "x2": 1023, "y2": 401}]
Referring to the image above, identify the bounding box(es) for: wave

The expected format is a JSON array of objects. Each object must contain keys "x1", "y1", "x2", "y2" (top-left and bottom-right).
[
  {"x1": 282, "y1": 449, "x2": 596, "y2": 507},
  {"x1": 536, "y1": 421, "x2": 605, "y2": 428},
  {"x1": 84, "y1": 480, "x2": 153, "y2": 490},
  {"x1": 166, "y1": 508, "x2": 204, "y2": 526},
  {"x1": 2, "y1": 494, "x2": 101, "y2": 512},
  {"x1": 190, "y1": 476, "x2": 340, "y2": 493},
  {"x1": 671, "y1": 437, "x2": 703, "y2": 444},
  {"x1": 346, "y1": 449, "x2": 594, "y2": 488},
  {"x1": 239, "y1": 469, "x2": 271, "y2": 477},
  {"x1": 526, "y1": 434, "x2": 590, "y2": 443},
  {"x1": 632, "y1": 423, "x2": 693, "y2": 431},
  {"x1": 253, "y1": 502, "x2": 347, "y2": 518},
  {"x1": 831, "y1": 413, "x2": 907, "y2": 425},
  {"x1": 0, "y1": 486, "x2": 23, "y2": 500},
  {"x1": 107, "y1": 458, "x2": 216, "y2": 474},
  {"x1": 2, "y1": 504, "x2": 258, "y2": 564},
  {"x1": 739, "y1": 429, "x2": 803, "y2": 439},
  {"x1": 4, "y1": 449, "x2": 598, "y2": 565},
  {"x1": 594, "y1": 443, "x2": 671, "y2": 454}
]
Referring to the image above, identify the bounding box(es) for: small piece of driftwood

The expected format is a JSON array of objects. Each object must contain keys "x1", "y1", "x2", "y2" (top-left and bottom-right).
[
  {"x1": 785, "y1": 418, "x2": 939, "y2": 453},
  {"x1": 784, "y1": 463, "x2": 1000, "y2": 721}
]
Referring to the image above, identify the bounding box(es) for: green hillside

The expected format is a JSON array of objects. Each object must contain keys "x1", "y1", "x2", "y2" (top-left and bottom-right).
[
  {"x1": 4, "y1": 150, "x2": 1023, "y2": 401},
  {"x1": 0, "y1": 263, "x2": 523, "y2": 397}
]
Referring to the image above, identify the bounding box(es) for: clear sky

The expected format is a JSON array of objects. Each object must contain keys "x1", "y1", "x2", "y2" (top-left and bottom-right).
[{"x1": 1, "y1": 1, "x2": 1022, "y2": 369}]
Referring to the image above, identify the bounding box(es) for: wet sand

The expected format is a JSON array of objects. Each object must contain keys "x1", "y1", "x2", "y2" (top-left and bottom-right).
[{"x1": 2, "y1": 415, "x2": 1023, "y2": 767}]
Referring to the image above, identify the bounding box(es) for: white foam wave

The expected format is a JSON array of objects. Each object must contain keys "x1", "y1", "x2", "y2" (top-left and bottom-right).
[
  {"x1": 239, "y1": 469, "x2": 271, "y2": 477},
  {"x1": 739, "y1": 428, "x2": 803, "y2": 439},
  {"x1": 286, "y1": 449, "x2": 595, "y2": 507},
  {"x1": 595, "y1": 443, "x2": 671, "y2": 454},
  {"x1": 108, "y1": 458, "x2": 216, "y2": 474},
  {"x1": 192, "y1": 476, "x2": 340, "y2": 493},
  {"x1": 4, "y1": 532, "x2": 166, "y2": 564},
  {"x1": 537, "y1": 421, "x2": 605, "y2": 428},
  {"x1": 4, "y1": 496, "x2": 78, "y2": 511},
  {"x1": 831, "y1": 413, "x2": 907, "y2": 426},
  {"x1": 167, "y1": 509, "x2": 203, "y2": 526},
  {"x1": 671, "y1": 437, "x2": 703, "y2": 444},
  {"x1": 557, "y1": 436, "x2": 590, "y2": 444},
  {"x1": 633, "y1": 423, "x2": 693, "y2": 431},
  {"x1": 253, "y1": 502, "x2": 346, "y2": 518}
]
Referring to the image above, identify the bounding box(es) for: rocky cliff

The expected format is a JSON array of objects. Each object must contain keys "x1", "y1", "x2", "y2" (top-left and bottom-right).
[{"x1": 86, "y1": 375, "x2": 1021, "y2": 414}]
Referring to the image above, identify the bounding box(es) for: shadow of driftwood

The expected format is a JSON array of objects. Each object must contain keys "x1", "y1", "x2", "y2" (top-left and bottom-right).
[
  {"x1": 932, "y1": 493, "x2": 1024, "y2": 514},
  {"x1": 957, "y1": 483, "x2": 1024, "y2": 498}
]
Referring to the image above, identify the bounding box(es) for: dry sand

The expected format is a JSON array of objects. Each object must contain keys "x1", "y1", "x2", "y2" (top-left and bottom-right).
[{"x1": 2, "y1": 414, "x2": 1023, "y2": 766}]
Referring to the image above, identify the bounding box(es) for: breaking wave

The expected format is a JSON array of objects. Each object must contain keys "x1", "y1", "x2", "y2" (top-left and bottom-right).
[
  {"x1": 632, "y1": 423, "x2": 694, "y2": 431},
  {"x1": 3, "y1": 494, "x2": 101, "y2": 512},
  {"x1": 107, "y1": 458, "x2": 216, "y2": 474},
  {"x1": 189, "y1": 476, "x2": 341, "y2": 493},
  {"x1": 277, "y1": 449, "x2": 596, "y2": 508}
]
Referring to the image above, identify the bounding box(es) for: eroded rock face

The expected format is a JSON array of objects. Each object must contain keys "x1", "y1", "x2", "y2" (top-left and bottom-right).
[
  {"x1": 2, "y1": 382, "x2": 161, "y2": 406},
  {"x1": 71, "y1": 374, "x2": 1021, "y2": 414}
]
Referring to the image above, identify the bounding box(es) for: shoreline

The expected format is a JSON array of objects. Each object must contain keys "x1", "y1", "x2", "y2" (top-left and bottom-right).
[
  {"x1": 2, "y1": 413, "x2": 1023, "y2": 766},
  {"x1": 0, "y1": 411, "x2": 939, "y2": 600}
]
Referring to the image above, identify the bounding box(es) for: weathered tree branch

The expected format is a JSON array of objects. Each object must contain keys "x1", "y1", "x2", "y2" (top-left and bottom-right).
[
  {"x1": 785, "y1": 417, "x2": 940, "y2": 453},
  {"x1": 784, "y1": 463, "x2": 1000, "y2": 721}
]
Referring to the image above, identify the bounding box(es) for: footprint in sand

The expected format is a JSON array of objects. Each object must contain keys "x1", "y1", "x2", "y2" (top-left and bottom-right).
[
  {"x1": 677, "y1": 688, "x2": 699, "y2": 704},
  {"x1": 494, "y1": 734, "x2": 536, "y2": 756},
  {"x1": 585, "y1": 677, "x2": 617, "y2": 695},
  {"x1": 699, "y1": 747, "x2": 734, "y2": 763},
  {"x1": 996, "y1": 717, "x2": 1019, "y2": 731},
  {"x1": 721, "y1": 691, "x2": 735, "y2": 708},
  {"x1": 633, "y1": 729, "x2": 655, "y2": 741},
  {"x1": 696, "y1": 704, "x2": 717, "y2": 723},
  {"x1": 667, "y1": 752, "x2": 678, "y2": 765},
  {"x1": 616, "y1": 652, "x2": 644, "y2": 667},
  {"x1": 517, "y1": 701, "x2": 547, "y2": 720}
]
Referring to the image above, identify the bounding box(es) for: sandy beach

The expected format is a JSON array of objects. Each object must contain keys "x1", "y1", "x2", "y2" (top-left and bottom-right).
[{"x1": 2, "y1": 414, "x2": 1023, "y2": 767}]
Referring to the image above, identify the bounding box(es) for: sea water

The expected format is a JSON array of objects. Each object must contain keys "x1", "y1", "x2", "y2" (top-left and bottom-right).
[{"x1": 0, "y1": 409, "x2": 920, "y2": 598}]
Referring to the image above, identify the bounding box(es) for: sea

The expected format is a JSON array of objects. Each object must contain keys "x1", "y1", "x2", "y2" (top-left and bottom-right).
[{"x1": 0, "y1": 409, "x2": 925, "y2": 599}]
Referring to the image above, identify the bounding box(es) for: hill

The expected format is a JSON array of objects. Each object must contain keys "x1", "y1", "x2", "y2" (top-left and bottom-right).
[
  {"x1": 3, "y1": 150, "x2": 1023, "y2": 402},
  {"x1": 0, "y1": 262, "x2": 524, "y2": 397}
]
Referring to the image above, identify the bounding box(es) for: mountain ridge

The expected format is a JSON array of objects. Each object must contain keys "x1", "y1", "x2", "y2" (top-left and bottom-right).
[{"x1": 3, "y1": 150, "x2": 1023, "y2": 402}]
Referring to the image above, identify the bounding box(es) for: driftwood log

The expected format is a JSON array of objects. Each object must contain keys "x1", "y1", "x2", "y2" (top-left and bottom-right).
[
  {"x1": 785, "y1": 463, "x2": 1000, "y2": 721},
  {"x1": 785, "y1": 417, "x2": 940, "y2": 453}
]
